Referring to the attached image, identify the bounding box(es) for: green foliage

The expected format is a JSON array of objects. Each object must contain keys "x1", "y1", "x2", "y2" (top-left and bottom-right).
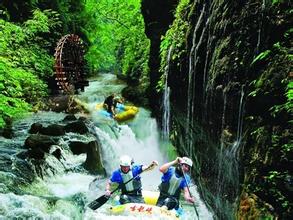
[
  {"x1": 269, "y1": 80, "x2": 293, "y2": 119},
  {"x1": 251, "y1": 50, "x2": 271, "y2": 66},
  {"x1": 158, "y1": 0, "x2": 191, "y2": 91},
  {"x1": 82, "y1": 0, "x2": 150, "y2": 80},
  {"x1": 0, "y1": 9, "x2": 61, "y2": 128},
  {"x1": 271, "y1": 0, "x2": 284, "y2": 5}
]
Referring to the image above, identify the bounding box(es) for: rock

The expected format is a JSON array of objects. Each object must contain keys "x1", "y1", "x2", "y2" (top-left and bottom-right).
[
  {"x1": 40, "y1": 124, "x2": 65, "y2": 136},
  {"x1": 68, "y1": 140, "x2": 105, "y2": 174},
  {"x1": 24, "y1": 134, "x2": 58, "y2": 153},
  {"x1": 2, "y1": 127, "x2": 13, "y2": 139},
  {"x1": 62, "y1": 114, "x2": 77, "y2": 122},
  {"x1": 28, "y1": 148, "x2": 45, "y2": 160},
  {"x1": 64, "y1": 121, "x2": 88, "y2": 134},
  {"x1": 28, "y1": 123, "x2": 43, "y2": 134},
  {"x1": 83, "y1": 141, "x2": 105, "y2": 175},
  {"x1": 48, "y1": 95, "x2": 71, "y2": 112},
  {"x1": 51, "y1": 148, "x2": 62, "y2": 160},
  {"x1": 69, "y1": 141, "x2": 88, "y2": 155}
]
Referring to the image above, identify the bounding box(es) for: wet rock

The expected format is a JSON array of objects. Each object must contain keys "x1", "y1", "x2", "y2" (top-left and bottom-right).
[
  {"x1": 64, "y1": 120, "x2": 88, "y2": 134},
  {"x1": 69, "y1": 141, "x2": 88, "y2": 155},
  {"x1": 1, "y1": 115, "x2": 13, "y2": 138},
  {"x1": 62, "y1": 114, "x2": 77, "y2": 122},
  {"x1": 28, "y1": 148, "x2": 45, "y2": 160},
  {"x1": 24, "y1": 134, "x2": 58, "y2": 153},
  {"x1": 15, "y1": 150, "x2": 29, "y2": 160},
  {"x1": 28, "y1": 122, "x2": 43, "y2": 134},
  {"x1": 51, "y1": 148, "x2": 62, "y2": 160},
  {"x1": 40, "y1": 124, "x2": 65, "y2": 136},
  {"x1": 83, "y1": 141, "x2": 105, "y2": 175},
  {"x1": 48, "y1": 95, "x2": 71, "y2": 112},
  {"x1": 2, "y1": 127, "x2": 13, "y2": 139},
  {"x1": 68, "y1": 140, "x2": 105, "y2": 174}
]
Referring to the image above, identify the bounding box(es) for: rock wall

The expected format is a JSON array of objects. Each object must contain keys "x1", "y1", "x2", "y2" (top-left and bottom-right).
[
  {"x1": 142, "y1": 0, "x2": 292, "y2": 218},
  {"x1": 141, "y1": 0, "x2": 179, "y2": 111}
]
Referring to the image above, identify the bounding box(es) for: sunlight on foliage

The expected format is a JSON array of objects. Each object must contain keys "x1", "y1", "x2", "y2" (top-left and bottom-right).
[
  {"x1": 0, "y1": 9, "x2": 60, "y2": 128},
  {"x1": 158, "y1": 0, "x2": 191, "y2": 91},
  {"x1": 83, "y1": 0, "x2": 150, "y2": 81}
]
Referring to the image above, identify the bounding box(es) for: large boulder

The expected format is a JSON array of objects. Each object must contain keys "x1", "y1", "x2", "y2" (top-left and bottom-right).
[
  {"x1": 68, "y1": 140, "x2": 105, "y2": 174},
  {"x1": 64, "y1": 120, "x2": 88, "y2": 134},
  {"x1": 40, "y1": 124, "x2": 65, "y2": 136},
  {"x1": 28, "y1": 123, "x2": 43, "y2": 134},
  {"x1": 83, "y1": 141, "x2": 105, "y2": 175},
  {"x1": 24, "y1": 134, "x2": 58, "y2": 153}
]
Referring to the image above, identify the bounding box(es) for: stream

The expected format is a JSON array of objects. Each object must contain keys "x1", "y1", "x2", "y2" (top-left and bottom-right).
[{"x1": 0, "y1": 73, "x2": 213, "y2": 219}]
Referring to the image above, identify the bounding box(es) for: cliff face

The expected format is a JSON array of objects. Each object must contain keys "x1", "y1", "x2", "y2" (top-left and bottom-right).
[
  {"x1": 141, "y1": 0, "x2": 179, "y2": 111},
  {"x1": 142, "y1": 0, "x2": 292, "y2": 218}
]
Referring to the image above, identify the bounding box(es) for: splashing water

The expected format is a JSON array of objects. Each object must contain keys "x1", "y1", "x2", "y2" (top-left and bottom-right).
[{"x1": 0, "y1": 73, "x2": 213, "y2": 219}]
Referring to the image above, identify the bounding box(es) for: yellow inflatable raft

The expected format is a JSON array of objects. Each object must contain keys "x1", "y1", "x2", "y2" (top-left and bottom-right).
[
  {"x1": 95, "y1": 103, "x2": 139, "y2": 122},
  {"x1": 108, "y1": 191, "x2": 180, "y2": 219},
  {"x1": 109, "y1": 203, "x2": 179, "y2": 219}
]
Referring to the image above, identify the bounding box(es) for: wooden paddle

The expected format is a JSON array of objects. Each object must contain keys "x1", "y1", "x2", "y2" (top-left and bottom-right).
[
  {"x1": 180, "y1": 163, "x2": 200, "y2": 219},
  {"x1": 88, "y1": 162, "x2": 157, "y2": 210}
]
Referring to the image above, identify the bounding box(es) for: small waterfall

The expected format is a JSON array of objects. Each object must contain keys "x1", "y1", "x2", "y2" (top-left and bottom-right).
[
  {"x1": 256, "y1": 0, "x2": 266, "y2": 55},
  {"x1": 216, "y1": 90, "x2": 227, "y2": 195},
  {"x1": 231, "y1": 85, "x2": 245, "y2": 156},
  {"x1": 215, "y1": 86, "x2": 245, "y2": 216},
  {"x1": 162, "y1": 46, "x2": 173, "y2": 140},
  {"x1": 186, "y1": 4, "x2": 206, "y2": 156},
  {"x1": 1, "y1": 73, "x2": 213, "y2": 219}
]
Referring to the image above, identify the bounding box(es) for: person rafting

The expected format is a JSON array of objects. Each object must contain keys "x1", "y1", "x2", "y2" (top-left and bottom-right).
[
  {"x1": 105, "y1": 155, "x2": 158, "y2": 204},
  {"x1": 103, "y1": 93, "x2": 124, "y2": 117},
  {"x1": 103, "y1": 93, "x2": 116, "y2": 116},
  {"x1": 156, "y1": 156, "x2": 195, "y2": 210}
]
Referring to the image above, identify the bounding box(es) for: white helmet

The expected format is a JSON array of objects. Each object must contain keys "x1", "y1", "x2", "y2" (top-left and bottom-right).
[
  {"x1": 119, "y1": 155, "x2": 132, "y2": 166},
  {"x1": 182, "y1": 157, "x2": 193, "y2": 167}
]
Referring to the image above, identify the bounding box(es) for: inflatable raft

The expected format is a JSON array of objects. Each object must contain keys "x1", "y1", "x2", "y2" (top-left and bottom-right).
[
  {"x1": 109, "y1": 203, "x2": 180, "y2": 219},
  {"x1": 108, "y1": 191, "x2": 182, "y2": 219},
  {"x1": 95, "y1": 103, "x2": 139, "y2": 122}
]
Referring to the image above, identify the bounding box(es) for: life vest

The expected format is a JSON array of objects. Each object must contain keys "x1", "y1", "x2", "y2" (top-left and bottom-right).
[
  {"x1": 119, "y1": 169, "x2": 142, "y2": 195},
  {"x1": 159, "y1": 169, "x2": 184, "y2": 199}
]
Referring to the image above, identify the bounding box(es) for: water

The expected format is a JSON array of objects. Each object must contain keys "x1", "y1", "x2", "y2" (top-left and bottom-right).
[
  {"x1": 186, "y1": 4, "x2": 207, "y2": 156},
  {"x1": 162, "y1": 47, "x2": 172, "y2": 140},
  {"x1": 0, "y1": 73, "x2": 213, "y2": 219}
]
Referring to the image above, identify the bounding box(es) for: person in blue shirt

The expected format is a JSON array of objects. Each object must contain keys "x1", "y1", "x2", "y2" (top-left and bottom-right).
[
  {"x1": 105, "y1": 155, "x2": 158, "y2": 204},
  {"x1": 156, "y1": 157, "x2": 195, "y2": 210}
]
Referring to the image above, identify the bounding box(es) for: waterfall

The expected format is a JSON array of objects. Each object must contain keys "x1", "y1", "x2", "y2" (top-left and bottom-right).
[
  {"x1": 0, "y1": 74, "x2": 213, "y2": 219},
  {"x1": 231, "y1": 85, "x2": 245, "y2": 156},
  {"x1": 186, "y1": 4, "x2": 206, "y2": 156},
  {"x1": 216, "y1": 90, "x2": 227, "y2": 195},
  {"x1": 256, "y1": 0, "x2": 266, "y2": 55},
  {"x1": 162, "y1": 46, "x2": 173, "y2": 140},
  {"x1": 214, "y1": 86, "x2": 245, "y2": 217}
]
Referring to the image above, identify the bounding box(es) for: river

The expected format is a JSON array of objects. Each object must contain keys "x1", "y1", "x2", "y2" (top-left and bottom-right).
[{"x1": 0, "y1": 73, "x2": 213, "y2": 219}]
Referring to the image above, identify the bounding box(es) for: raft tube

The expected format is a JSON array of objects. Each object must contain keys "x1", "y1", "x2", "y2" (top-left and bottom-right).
[
  {"x1": 109, "y1": 203, "x2": 180, "y2": 219},
  {"x1": 109, "y1": 191, "x2": 183, "y2": 219},
  {"x1": 95, "y1": 103, "x2": 139, "y2": 122}
]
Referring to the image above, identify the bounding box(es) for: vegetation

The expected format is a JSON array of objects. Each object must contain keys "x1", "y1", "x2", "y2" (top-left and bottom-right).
[
  {"x1": 0, "y1": 9, "x2": 61, "y2": 128},
  {"x1": 157, "y1": 0, "x2": 191, "y2": 91},
  {"x1": 83, "y1": 0, "x2": 150, "y2": 83},
  {"x1": 0, "y1": 0, "x2": 150, "y2": 128}
]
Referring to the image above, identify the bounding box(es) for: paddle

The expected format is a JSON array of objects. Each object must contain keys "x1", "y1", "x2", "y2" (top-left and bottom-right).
[
  {"x1": 180, "y1": 163, "x2": 200, "y2": 220},
  {"x1": 88, "y1": 162, "x2": 157, "y2": 210}
]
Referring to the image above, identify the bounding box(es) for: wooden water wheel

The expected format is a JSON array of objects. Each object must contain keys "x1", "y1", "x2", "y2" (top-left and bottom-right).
[{"x1": 54, "y1": 34, "x2": 88, "y2": 94}]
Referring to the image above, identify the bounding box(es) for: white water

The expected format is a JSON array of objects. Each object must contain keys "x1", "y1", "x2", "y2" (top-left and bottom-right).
[
  {"x1": 186, "y1": 4, "x2": 207, "y2": 156},
  {"x1": 0, "y1": 73, "x2": 213, "y2": 219},
  {"x1": 162, "y1": 47, "x2": 172, "y2": 140}
]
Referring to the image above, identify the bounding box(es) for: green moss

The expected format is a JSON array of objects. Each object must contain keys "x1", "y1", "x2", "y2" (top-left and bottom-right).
[
  {"x1": 209, "y1": 37, "x2": 231, "y2": 84},
  {"x1": 251, "y1": 50, "x2": 271, "y2": 66},
  {"x1": 157, "y1": 0, "x2": 191, "y2": 91}
]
